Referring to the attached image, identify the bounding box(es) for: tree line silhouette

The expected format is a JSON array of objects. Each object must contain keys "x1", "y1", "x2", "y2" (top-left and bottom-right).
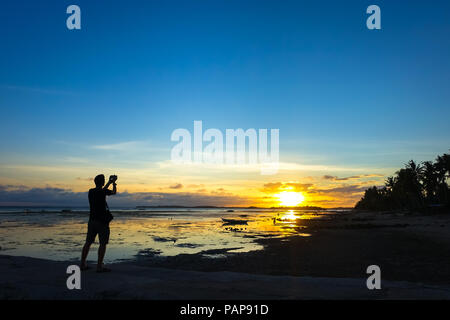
[{"x1": 355, "y1": 153, "x2": 450, "y2": 212}]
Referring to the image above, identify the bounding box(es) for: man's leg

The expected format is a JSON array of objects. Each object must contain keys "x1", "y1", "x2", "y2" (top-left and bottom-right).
[
  {"x1": 81, "y1": 242, "x2": 92, "y2": 268},
  {"x1": 97, "y1": 243, "x2": 107, "y2": 270},
  {"x1": 81, "y1": 220, "x2": 96, "y2": 269},
  {"x1": 96, "y1": 222, "x2": 111, "y2": 272}
]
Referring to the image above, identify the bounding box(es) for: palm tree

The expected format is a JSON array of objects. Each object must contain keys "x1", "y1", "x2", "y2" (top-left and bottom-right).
[
  {"x1": 355, "y1": 153, "x2": 450, "y2": 211},
  {"x1": 420, "y1": 161, "x2": 438, "y2": 203},
  {"x1": 435, "y1": 153, "x2": 450, "y2": 184},
  {"x1": 385, "y1": 176, "x2": 395, "y2": 191},
  {"x1": 435, "y1": 153, "x2": 450, "y2": 206},
  {"x1": 405, "y1": 160, "x2": 423, "y2": 180}
]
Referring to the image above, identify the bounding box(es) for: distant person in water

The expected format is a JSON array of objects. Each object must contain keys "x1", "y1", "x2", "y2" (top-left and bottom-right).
[{"x1": 80, "y1": 174, "x2": 117, "y2": 273}]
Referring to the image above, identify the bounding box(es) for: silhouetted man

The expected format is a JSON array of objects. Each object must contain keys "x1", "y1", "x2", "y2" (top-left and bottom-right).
[{"x1": 80, "y1": 174, "x2": 117, "y2": 272}]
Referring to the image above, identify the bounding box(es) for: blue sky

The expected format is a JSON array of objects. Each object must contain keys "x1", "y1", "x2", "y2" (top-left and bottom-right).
[{"x1": 0, "y1": 0, "x2": 449, "y2": 206}]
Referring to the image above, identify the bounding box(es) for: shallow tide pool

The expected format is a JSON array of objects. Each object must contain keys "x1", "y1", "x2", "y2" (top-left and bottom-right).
[{"x1": 0, "y1": 208, "x2": 323, "y2": 263}]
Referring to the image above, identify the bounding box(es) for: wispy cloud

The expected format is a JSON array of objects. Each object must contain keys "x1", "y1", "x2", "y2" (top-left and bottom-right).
[
  {"x1": 310, "y1": 185, "x2": 369, "y2": 194},
  {"x1": 91, "y1": 141, "x2": 145, "y2": 151},
  {"x1": 75, "y1": 177, "x2": 93, "y2": 182},
  {"x1": 157, "y1": 160, "x2": 387, "y2": 174},
  {"x1": 322, "y1": 174, "x2": 384, "y2": 181},
  {"x1": 1, "y1": 85, "x2": 75, "y2": 96},
  {"x1": 63, "y1": 157, "x2": 89, "y2": 164},
  {"x1": 90, "y1": 140, "x2": 168, "y2": 155},
  {"x1": 261, "y1": 182, "x2": 313, "y2": 193}
]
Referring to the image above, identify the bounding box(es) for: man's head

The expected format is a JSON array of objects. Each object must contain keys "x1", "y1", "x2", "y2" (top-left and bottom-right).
[{"x1": 94, "y1": 174, "x2": 105, "y2": 187}]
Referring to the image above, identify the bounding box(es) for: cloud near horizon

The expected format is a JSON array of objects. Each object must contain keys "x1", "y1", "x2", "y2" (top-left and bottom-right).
[
  {"x1": 322, "y1": 174, "x2": 384, "y2": 181},
  {"x1": 258, "y1": 179, "x2": 384, "y2": 207},
  {"x1": 0, "y1": 185, "x2": 253, "y2": 207},
  {"x1": 0, "y1": 173, "x2": 384, "y2": 208},
  {"x1": 261, "y1": 182, "x2": 313, "y2": 193}
]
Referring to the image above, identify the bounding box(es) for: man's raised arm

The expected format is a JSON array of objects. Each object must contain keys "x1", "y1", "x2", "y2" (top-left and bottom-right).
[{"x1": 104, "y1": 175, "x2": 117, "y2": 195}]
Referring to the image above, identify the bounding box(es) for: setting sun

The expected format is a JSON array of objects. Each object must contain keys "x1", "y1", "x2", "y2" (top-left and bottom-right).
[{"x1": 275, "y1": 191, "x2": 305, "y2": 207}]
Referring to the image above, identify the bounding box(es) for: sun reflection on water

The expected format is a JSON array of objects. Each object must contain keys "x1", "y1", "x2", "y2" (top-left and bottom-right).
[{"x1": 0, "y1": 209, "x2": 323, "y2": 263}]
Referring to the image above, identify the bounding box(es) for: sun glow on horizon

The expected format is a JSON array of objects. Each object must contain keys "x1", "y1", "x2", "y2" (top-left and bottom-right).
[{"x1": 275, "y1": 191, "x2": 305, "y2": 207}]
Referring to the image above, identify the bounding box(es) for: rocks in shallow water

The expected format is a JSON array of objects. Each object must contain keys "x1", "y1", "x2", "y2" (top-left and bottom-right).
[
  {"x1": 135, "y1": 248, "x2": 162, "y2": 258},
  {"x1": 175, "y1": 243, "x2": 203, "y2": 248},
  {"x1": 153, "y1": 236, "x2": 177, "y2": 243}
]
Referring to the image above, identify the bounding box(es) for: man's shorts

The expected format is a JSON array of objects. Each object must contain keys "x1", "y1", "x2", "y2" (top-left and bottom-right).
[{"x1": 86, "y1": 219, "x2": 110, "y2": 245}]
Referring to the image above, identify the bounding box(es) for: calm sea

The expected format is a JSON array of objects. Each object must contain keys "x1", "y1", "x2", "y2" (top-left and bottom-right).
[{"x1": 0, "y1": 207, "x2": 344, "y2": 263}]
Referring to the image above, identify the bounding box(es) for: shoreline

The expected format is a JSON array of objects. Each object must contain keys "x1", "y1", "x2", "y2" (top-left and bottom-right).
[
  {"x1": 1, "y1": 210, "x2": 450, "y2": 299},
  {"x1": 132, "y1": 210, "x2": 450, "y2": 284}
]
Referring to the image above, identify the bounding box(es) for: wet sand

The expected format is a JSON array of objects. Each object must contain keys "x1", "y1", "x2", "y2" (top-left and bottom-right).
[
  {"x1": 138, "y1": 211, "x2": 450, "y2": 285},
  {"x1": 1, "y1": 210, "x2": 450, "y2": 299},
  {"x1": 1, "y1": 255, "x2": 450, "y2": 299}
]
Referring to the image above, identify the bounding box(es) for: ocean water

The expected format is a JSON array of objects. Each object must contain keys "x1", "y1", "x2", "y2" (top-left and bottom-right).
[{"x1": 0, "y1": 207, "x2": 337, "y2": 263}]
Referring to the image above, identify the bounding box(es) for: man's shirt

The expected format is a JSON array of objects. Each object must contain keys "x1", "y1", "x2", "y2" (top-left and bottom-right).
[{"x1": 88, "y1": 187, "x2": 113, "y2": 221}]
